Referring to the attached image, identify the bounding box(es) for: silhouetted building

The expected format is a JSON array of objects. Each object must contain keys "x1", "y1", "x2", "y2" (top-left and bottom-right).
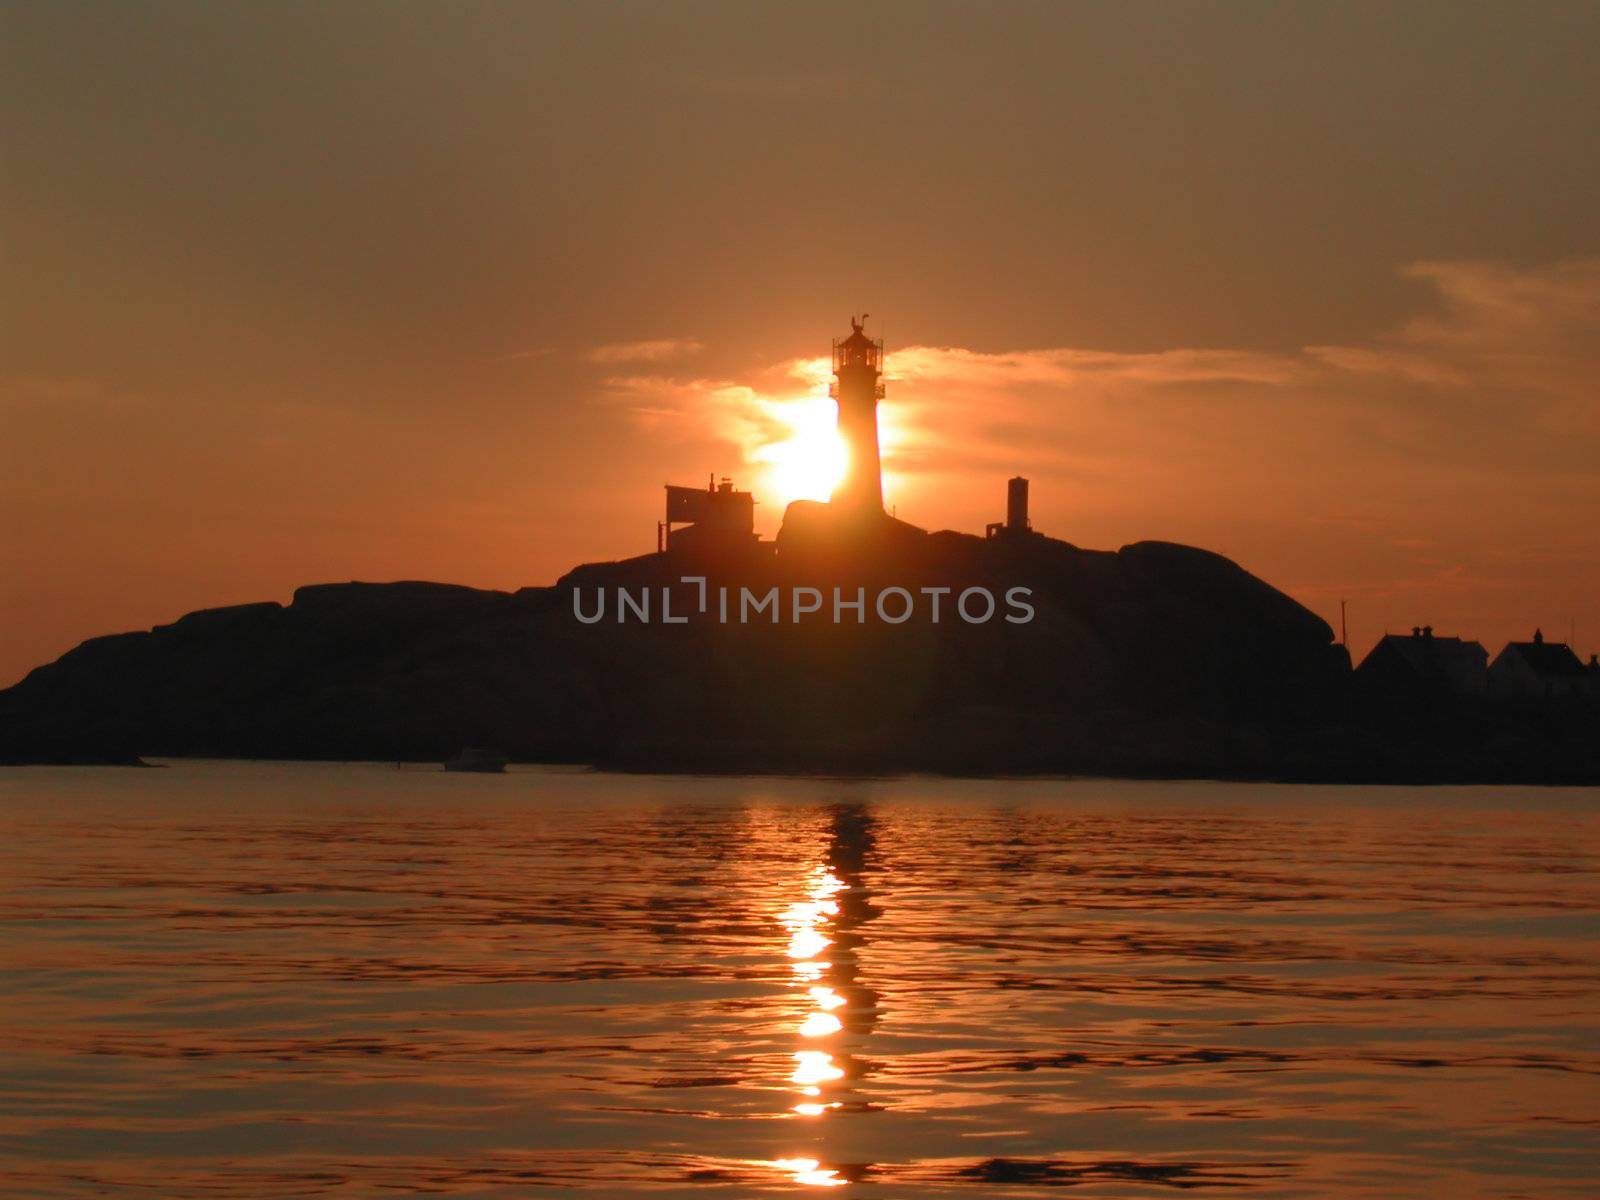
[
  {"x1": 986, "y1": 476, "x2": 1031, "y2": 539},
  {"x1": 830, "y1": 316, "x2": 885, "y2": 516},
  {"x1": 1489, "y1": 629, "x2": 1588, "y2": 698},
  {"x1": 661, "y1": 475, "x2": 756, "y2": 552},
  {"x1": 1355, "y1": 625, "x2": 1488, "y2": 700}
]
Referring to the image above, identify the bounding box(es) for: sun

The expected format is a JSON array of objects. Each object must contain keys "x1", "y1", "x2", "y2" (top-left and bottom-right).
[
  {"x1": 753, "y1": 395, "x2": 848, "y2": 504},
  {"x1": 742, "y1": 352, "x2": 907, "y2": 510}
]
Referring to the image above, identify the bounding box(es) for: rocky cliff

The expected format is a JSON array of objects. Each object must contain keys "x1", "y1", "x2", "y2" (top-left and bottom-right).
[{"x1": 2, "y1": 518, "x2": 1373, "y2": 775}]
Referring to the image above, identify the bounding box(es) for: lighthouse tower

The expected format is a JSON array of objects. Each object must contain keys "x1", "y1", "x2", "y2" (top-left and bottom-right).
[{"x1": 830, "y1": 315, "x2": 885, "y2": 515}]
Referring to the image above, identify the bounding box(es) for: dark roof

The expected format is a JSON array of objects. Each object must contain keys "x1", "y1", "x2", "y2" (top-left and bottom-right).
[
  {"x1": 1362, "y1": 633, "x2": 1485, "y2": 671},
  {"x1": 1499, "y1": 640, "x2": 1585, "y2": 677}
]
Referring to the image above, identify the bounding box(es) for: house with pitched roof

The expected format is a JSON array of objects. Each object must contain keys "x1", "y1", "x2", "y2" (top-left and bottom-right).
[
  {"x1": 1488, "y1": 629, "x2": 1588, "y2": 698},
  {"x1": 1355, "y1": 625, "x2": 1489, "y2": 702}
]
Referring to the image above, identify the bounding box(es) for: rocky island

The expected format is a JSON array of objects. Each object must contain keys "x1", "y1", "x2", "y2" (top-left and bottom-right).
[
  {"x1": 3, "y1": 503, "x2": 1594, "y2": 781},
  {"x1": 4, "y1": 318, "x2": 1594, "y2": 782}
]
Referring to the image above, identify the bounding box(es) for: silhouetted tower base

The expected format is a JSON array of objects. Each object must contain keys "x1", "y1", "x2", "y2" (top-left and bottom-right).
[
  {"x1": 1006, "y1": 476, "x2": 1029, "y2": 532},
  {"x1": 986, "y1": 476, "x2": 1032, "y2": 539}
]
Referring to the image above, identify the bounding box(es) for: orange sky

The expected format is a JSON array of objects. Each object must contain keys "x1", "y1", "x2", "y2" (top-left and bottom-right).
[{"x1": 3, "y1": 3, "x2": 1598, "y2": 685}]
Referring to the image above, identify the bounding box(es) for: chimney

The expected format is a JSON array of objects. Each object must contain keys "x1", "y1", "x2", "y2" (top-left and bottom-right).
[
  {"x1": 1411, "y1": 626, "x2": 1421, "y2": 638},
  {"x1": 1423, "y1": 625, "x2": 1433, "y2": 639}
]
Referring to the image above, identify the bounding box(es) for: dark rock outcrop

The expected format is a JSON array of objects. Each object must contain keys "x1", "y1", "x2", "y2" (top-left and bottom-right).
[
  {"x1": 1, "y1": 521, "x2": 1357, "y2": 774},
  {"x1": 2, "y1": 518, "x2": 1590, "y2": 779}
]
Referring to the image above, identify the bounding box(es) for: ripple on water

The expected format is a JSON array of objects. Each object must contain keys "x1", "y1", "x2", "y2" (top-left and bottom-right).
[{"x1": 1, "y1": 764, "x2": 1598, "y2": 1197}]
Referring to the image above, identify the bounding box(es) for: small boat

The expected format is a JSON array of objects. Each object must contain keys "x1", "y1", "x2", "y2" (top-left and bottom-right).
[{"x1": 443, "y1": 748, "x2": 508, "y2": 773}]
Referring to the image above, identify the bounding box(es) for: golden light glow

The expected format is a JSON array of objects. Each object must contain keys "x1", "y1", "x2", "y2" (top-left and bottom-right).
[
  {"x1": 786, "y1": 927, "x2": 830, "y2": 960},
  {"x1": 809, "y1": 985, "x2": 845, "y2": 1011},
  {"x1": 771, "y1": 856, "x2": 858, "y2": 1182},
  {"x1": 780, "y1": 865, "x2": 851, "y2": 1125},
  {"x1": 770, "y1": 1158, "x2": 846, "y2": 1188},
  {"x1": 752, "y1": 395, "x2": 848, "y2": 504},
  {"x1": 798, "y1": 1011, "x2": 843, "y2": 1038},
  {"x1": 791, "y1": 1102, "x2": 840, "y2": 1117},
  {"x1": 740, "y1": 355, "x2": 909, "y2": 510},
  {"x1": 791, "y1": 1050, "x2": 844, "y2": 1086}
]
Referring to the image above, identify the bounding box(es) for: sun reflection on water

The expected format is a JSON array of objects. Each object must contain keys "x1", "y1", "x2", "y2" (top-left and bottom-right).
[
  {"x1": 7, "y1": 771, "x2": 1596, "y2": 1198},
  {"x1": 770, "y1": 1157, "x2": 847, "y2": 1187},
  {"x1": 784, "y1": 866, "x2": 849, "y2": 1116},
  {"x1": 768, "y1": 806, "x2": 885, "y2": 1188}
]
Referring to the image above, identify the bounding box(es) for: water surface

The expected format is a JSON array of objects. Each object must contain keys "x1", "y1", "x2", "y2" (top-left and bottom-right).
[{"x1": 2, "y1": 763, "x2": 1597, "y2": 1197}]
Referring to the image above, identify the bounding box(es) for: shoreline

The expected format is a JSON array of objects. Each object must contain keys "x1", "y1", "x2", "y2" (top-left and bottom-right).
[{"x1": 7, "y1": 753, "x2": 1596, "y2": 788}]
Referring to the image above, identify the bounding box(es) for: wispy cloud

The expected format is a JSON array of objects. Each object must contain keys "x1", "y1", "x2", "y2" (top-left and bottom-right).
[
  {"x1": 599, "y1": 260, "x2": 1600, "y2": 655},
  {"x1": 488, "y1": 347, "x2": 554, "y2": 363},
  {"x1": 610, "y1": 259, "x2": 1600, "y2": 496},
  {"x1": 1310, "y1": 258, "x2": 1600, "y2": 426},
  {"x1": 586, "y1": 338, "x2": 706, "y2": 365}
]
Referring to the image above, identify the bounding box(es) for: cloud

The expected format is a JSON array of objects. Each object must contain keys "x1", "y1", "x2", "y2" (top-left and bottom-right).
[
  {"x1": 598, "y1": 260, "x2": 1600, "y2": 657},
  {"x1": 886, "y1": 346, "x2": 1308, "y2": 391},
  {"x1": 598, "y1": 336, "x2": 1330, "y2": 505},
  {"x1": 607, "y1": 259, "x2": 1600, "y2": 502},
  {"x1": 586, "y1": 338, "x2": 706, "y2": 365},
  {"x1": 1310, "y1": 259, "x2": 1600, "y2": 439},
  {"x1": 488, "y1": 347, "x2": 554, "y2": 363}
]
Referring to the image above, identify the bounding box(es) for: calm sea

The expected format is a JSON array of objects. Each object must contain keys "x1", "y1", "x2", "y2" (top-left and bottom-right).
[{"x1": 1, "y1": 763, "x2": 1597, "y2": 1198}]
